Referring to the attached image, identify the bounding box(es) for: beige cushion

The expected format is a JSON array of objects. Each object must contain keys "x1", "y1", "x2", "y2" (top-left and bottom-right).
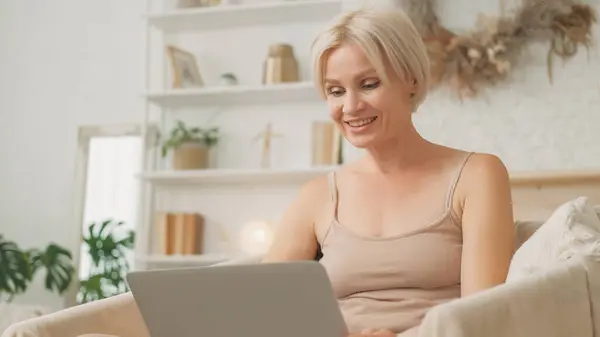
[
  {"x1": 514, "y1": 220, "x2": 543, "y2": 250},
  {"x1": 1, "y1": 293, "x2": 149, "y2": 337},
  {"x1": 0, "y1": 304, "x2": 51, "y2": 335},
  {"x1": 419, "y1": 256, "x2": 595, "y2": 337}
]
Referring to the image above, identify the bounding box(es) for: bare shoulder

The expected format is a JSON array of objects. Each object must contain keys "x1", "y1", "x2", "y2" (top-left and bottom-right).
[
  {"x1": 461, "y1": 152, "x2": 510, "y2": 189},
  {"x1": 280, "y1": 172, "x2": 333, "y2": 230},
  {"x1": 452, "y1": 152, "x2": 511, "y2": 214},
  {"x1": 262, "y1": 172, "x2": 332, "y2": 262},
  {"x1": 295, "y1": 173, "x2": 331, "y2": 210}
]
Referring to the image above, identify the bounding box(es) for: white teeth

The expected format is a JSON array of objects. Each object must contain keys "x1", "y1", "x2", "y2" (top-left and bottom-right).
[{"x1": 347, "y1": 117, "x2": 376, "y2": 127}]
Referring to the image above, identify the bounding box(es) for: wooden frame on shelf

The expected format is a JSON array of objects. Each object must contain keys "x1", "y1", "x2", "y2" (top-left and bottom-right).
[{"x1": 165, "y1": 45, "x2": 204, "y2": 89}]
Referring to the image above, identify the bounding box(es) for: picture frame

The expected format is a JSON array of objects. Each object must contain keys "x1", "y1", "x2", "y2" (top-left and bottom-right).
[{"x1": 166, "y1": 45, "x2": 204, "y2": 89}]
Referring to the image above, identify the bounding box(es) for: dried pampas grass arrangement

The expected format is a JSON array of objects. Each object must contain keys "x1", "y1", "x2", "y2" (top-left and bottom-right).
[{"x1": 398, "y1": 0, "x2": 597, "y2": 99}]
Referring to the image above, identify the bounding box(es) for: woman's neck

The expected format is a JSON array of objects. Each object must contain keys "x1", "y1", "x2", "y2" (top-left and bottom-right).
[{"x1": 362, "y1": 123, "x2": 434, "y2": 174}]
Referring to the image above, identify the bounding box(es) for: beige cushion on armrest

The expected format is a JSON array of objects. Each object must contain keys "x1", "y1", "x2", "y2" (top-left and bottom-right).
[
  {"x1": 417, "y1": 256, "x2": 594, "y2": 337},
  {"x1": 583, "y1": 258, "x2": 600, "y2": 337},
  {"x1": 1, "y1": 293, "x2": 149, "y2": 337},
  {"x1": 0, "y1": 304, "x2": 52, "y2": 334}
]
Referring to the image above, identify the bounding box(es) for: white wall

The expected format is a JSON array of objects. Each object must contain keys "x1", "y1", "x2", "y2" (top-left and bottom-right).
[
  {"x1": 1, "y1": 0, "x2": 599, "y2": 309},
  {"x1": 0, "y1": 0, "x2": 146, "y2": 309},
  {"x1": 414, "y1": 0, "x2": 600, "y2": 171}
]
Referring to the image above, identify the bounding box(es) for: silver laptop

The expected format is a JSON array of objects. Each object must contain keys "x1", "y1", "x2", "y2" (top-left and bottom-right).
[{"x1": 126, "y1": 261, "x2": 348, "y2": 337}]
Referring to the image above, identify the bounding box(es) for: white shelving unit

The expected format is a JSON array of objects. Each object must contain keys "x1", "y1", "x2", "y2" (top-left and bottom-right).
[
  {"x1": 146, "y1": 0, "x2": 343, "y2": 32},
  {"x1": 138, "y1": 166, "x2": 338, "y2": 186},
  {"x1": 144, "y1": 81, "x2": 319, "y2": 108},
  {"x1": 136, "y1": 0, "x2": 352, "y2": 271}
]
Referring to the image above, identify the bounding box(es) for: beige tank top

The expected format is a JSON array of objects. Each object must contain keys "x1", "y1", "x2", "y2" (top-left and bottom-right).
[{"x1": 317, "y1": 154, "x2": 471, "y2": 333}]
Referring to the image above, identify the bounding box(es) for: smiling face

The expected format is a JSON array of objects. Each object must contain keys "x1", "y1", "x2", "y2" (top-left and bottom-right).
[{"x1": 322, "y1": 42, "x2": 415, "y2": 149}]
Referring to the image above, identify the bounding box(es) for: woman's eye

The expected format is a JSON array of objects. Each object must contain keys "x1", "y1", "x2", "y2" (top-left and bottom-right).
[
  {"x1": 362, "y1": 80, "x2": 380, "y2": 90},
  {"x1": 327, "y1": 87, "x2": 345, "y2": 97}
]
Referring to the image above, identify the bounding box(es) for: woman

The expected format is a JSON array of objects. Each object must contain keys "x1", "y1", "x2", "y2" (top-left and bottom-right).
[{"x1": 263, "y1": 7, "x2": 516, "y2": 337}]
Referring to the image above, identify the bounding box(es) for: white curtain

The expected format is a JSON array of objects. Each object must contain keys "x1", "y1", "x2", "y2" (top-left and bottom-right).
[{"x1": 79, "y1": 136, "x2": 142, "y2": 279}]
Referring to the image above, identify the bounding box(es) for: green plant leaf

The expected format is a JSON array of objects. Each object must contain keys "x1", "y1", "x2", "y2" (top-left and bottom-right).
[
  {"x1": 116, "y1": 231, "x2": 135, "y2": 250},
  {"x1": 78, "y1": 273, "x2": 107, "y2": 303},
  {"x1": 0, "y1": 235, "x2": 31, "y2": 300},
  {"x1": 78, "y1": 219, "x2": 134, "y2": 303},
  {"x1": 83, "y1": 219, "x2": 129, "y2": 268},
  {"x1": 161, "y1": 120, "x2": 220, "y2": 157},
  {"x1": 28, "y1": 244, "x2": 75, "y2": 295}
]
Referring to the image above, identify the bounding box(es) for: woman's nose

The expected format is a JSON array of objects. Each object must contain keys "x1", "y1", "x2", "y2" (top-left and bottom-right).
[{"x1": 342, "y1": 92, "x2": 363, "y2": 115}]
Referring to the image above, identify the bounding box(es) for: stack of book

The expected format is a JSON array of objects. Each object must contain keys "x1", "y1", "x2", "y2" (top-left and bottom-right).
[
  {"x1": 311, "y1": 121, "x2": 342, "y2": 166},
  {"x1": 155, "y1": 212, "x2": 204, "y2": 255}
]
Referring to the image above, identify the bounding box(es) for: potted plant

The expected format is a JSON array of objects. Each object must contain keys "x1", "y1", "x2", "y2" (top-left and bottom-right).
[
  {"x1": 0, "y1": 235, "x2": 74, "y2": 303},
  {"x1": 78, "y1": 219, "x2": 134, "y2": 304},
  {"x1": 219, "y1": 73, "x2": 238, "y2": 86},
  {"x1": 161, "y1": 120, "x2": 219, "y2": 170}
]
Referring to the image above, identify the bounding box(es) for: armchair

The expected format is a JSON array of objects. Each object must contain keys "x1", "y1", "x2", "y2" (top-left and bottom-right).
[{"x1": 3, "y1": 221, "x2": 599, "y2": 337}]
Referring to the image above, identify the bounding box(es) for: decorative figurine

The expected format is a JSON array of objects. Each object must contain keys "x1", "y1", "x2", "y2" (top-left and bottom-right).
[{"x1": 252, "y1": 123, "x2": 283, "y2": 169}]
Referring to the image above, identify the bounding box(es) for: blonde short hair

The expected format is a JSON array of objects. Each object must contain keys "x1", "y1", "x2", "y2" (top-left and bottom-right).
[{"x1": 311, "y1": 8, "x2": 431, "y2": 110}]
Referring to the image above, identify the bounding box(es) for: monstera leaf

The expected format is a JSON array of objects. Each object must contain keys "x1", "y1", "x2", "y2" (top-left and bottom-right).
[
  {"x1": 28, "y1": 244, "x2": 75, "y2": 295},
  {"x1": 0, "y1": 235, "x2": 31, "y2": 301},
  {"x1": 78, "y1": 273, "x2": 112, "y2": 303},
  {"x1": 83, "y1": 220, "x2": 134, "y2": 271},
  {"x1": 79, "y1": 219, "x2": 135, "y2": 304}
]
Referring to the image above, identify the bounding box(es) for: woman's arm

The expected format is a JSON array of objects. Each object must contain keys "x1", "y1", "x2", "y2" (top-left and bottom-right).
[
  {"x1": 459, "y1": 154, "x2": 516, "y2": 297},
  {"x1": 262, "y1": 177, "x2": 325, "y2": 262}
]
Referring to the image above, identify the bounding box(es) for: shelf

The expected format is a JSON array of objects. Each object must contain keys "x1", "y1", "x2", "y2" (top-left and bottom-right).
[
  {"x1": 144, "y1": 82, "x2": 320, "y2": 108},
  {"x1": 146, "y1": 0, "x2": 343, "y2": 33},
  {"x1": 138, "y1": 166, "x2": 338, "y2": 186},
  {"x1": 136, "y1": 253, "x2": 232, "y2": 266}
]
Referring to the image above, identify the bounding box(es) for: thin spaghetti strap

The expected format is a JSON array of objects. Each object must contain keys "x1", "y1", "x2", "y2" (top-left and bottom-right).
[
  {"x1": 320, "y1": 172, "x2": 339, "y2": 246},
  {"x1": 445, "y1": 152, "x2": 474, "y2": 209},
  {"x1": 328, "y1": 171, "x2": 340, "y2": 220},
  {"x1": 327, "y1": 171, "x2": 339, "y2": 204}
]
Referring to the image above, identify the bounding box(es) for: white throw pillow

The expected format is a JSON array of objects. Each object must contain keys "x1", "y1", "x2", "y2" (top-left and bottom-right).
[{"x1": 507, "y1": 196, "x2": 600, "y2": 282}]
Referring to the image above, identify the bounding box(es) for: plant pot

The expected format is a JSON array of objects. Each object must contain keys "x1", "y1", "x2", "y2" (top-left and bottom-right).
[{"x1": 172, "y1": 142, "x2": 210, "y2": 170}]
